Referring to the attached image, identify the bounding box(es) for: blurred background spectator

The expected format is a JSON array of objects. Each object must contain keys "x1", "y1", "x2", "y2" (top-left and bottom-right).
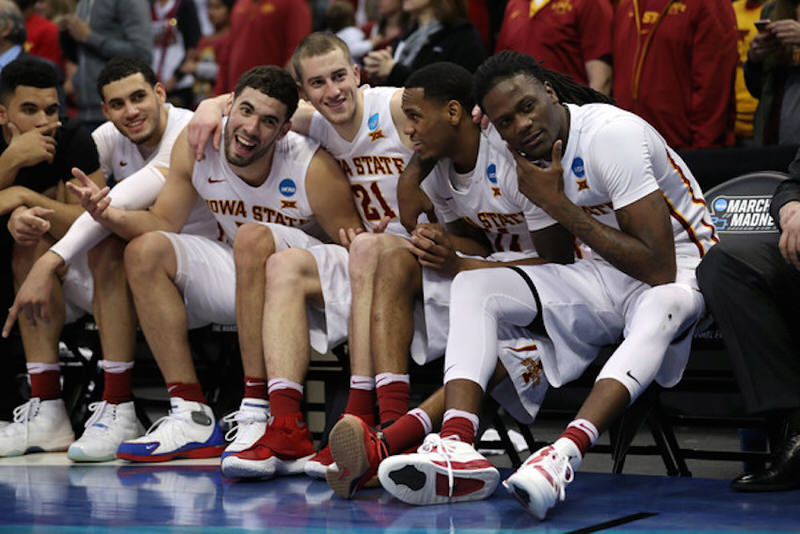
[
  {"x1": 326, "y1": 0, "x2": 373, "y2": 66},
  {"x1": 362, "y1": 0, "x2": 486, "y2": 86},
  {"x1": 744, "y1": 0, "x2": 800, "y2": 146},
  {"x1": 733, "y1": 0, "x2": 769, "y2": 145},
  {"x1": 180, "y1": 0, "x2": 233, "y2": 106},
  {"x1": 15, "y1": 0, "x2": 62, "y2": 66},
  {"x1": 494, "y1": 0, "x2": 612, "y2": 95},
  {"x1": 151, "y1": 0, "x2": 202, "y2": 109},
  {"x1": 613, "y1": 0, "x2": 739, "y2": 150},
  {"x1": 214, "y1": 0, "x2": 310, "y2": 95},
  {"x1": 363, "y1": 0, "x2": 410, "y2": 53},
  {"x1": 0, "y1": 0, "x2": 28, "y2": 69},
  {"x1": 59, "y1": 0, "x2": 151, "y2": 132}
]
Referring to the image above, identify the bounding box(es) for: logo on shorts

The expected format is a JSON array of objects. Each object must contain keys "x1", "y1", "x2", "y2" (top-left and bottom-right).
[
  {"x1": 279, "y1": 178, "x2": 296, "y2": 197},
  {"x1": 486, "y1": 163, "x2": 498, "y2": 184},
  {"x1": 709, "y1": 195, "x2": 777, "y2": 233},
  {"x1": 571, "y1": 157, "x2": 585, "y2": 177}
]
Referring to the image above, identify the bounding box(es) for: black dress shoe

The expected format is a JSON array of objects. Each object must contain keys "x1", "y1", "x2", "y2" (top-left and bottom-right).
[{"x1": 731, "y1": 432, "x2": 800, "y2": 492}]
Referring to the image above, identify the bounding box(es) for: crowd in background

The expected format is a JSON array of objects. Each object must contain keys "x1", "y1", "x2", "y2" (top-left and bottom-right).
[{"x1": 0, "y1": 0, "x2": 798, "y2": 150}]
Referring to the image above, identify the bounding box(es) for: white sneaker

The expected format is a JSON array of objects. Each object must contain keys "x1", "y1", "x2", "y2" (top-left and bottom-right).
[
  {"x1": 377, "y1": 433, "x2": 500, "y2": 505},
  {"x1": 221, "y1": 398, "x2": 269, "y2": 459},
  {"x1": 503, "y1": 444, "x2": 574, "y2": 519},
  {"x1": 67, "y1": 401, "x2": 145, "y2": 462},
  {"x1": 116, "y1": 397, "x2": 225, "y2": 462},
  {"x1": 0, "y1": 398, "x2": 75, "y2": 457}
]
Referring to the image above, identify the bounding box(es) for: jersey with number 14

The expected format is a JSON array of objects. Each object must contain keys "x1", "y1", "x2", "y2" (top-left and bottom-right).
[
  {"x1": 425, "y1": 128, "x2": 539, "y2": 259},
  {"x1": 193, "y1": 121, "x2": 324, "y2": 245},
  {"x1": 309, "y1": 86, "x2": 412, "y2": 236}
]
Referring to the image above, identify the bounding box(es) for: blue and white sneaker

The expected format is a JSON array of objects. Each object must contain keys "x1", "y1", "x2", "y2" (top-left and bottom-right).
[
  {"x1": 116, "y1": 397, "x2": 225, "y2": 462},
  {"x1": 221, "y1": 397, "x2": 269, "y2": 460}
]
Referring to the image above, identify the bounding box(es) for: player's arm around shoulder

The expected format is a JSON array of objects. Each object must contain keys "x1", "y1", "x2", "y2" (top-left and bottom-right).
[
  {"x1": 148, "y1": 128, "x2": 201, "y2": 233},
  {"x1": 305, "y1": 146, "x2": 364, "y2": 246},
  {"x1": 290, "y1": 100, "x2": 315, "y2": 136}
]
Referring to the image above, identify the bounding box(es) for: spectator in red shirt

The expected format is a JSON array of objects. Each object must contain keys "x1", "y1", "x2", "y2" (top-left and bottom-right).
[
  {"x1": 494, "y1": 0, "x2": 612, "y2": 95},
  {"x1": 613, "y1": 0, "x2": 739, "y2": 149},
  {"x1": 214, "y1": 0, "x2": 310, "y2": 95},
  {"x1": 15, "y1": 0, "x2": 61, "y2": 66}
]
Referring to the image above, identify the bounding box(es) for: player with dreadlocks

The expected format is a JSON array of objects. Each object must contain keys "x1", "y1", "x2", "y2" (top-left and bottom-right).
[{"x1": 377, "y1": 50, "x2": 716, "y2": 518}]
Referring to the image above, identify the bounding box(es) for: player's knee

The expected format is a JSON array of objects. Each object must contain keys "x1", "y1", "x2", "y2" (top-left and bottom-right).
[
  {"x1": 265, "y1": 248, "x2": 317, "y2": 297},
  {"x1": 450, "y1": 269, "x2": 497, "y2": 311},
  {"x1": 233, "y1": 223, "x2": 275, "y2": 269},
  {"x1": 375, "y1": 246, "x2": 418, "y2": 291},
  {"x1": 349, "y1": 233, "x2": 401, "y2": 280},
  {"x1": 124, "y1": 232, "x2": 171, "y2": 282},
  {"x1": 635, "y1": 284, "x2": 701, "y2": 340},
  {"x1": 87, "y1": 235, "x2": 125, "y2": 277}
]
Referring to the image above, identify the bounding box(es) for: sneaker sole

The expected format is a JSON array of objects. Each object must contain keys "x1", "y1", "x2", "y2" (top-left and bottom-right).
[
  {"x1": 117, "y1": 444, "x2": 225, "y2": 463},
  {"x1": 503, "y1": 476, "x2": 550, "y2": 519},
  {"x1": 305, "y1": 459, "x2": 336, "y2": 479},
  {"x1": 67, "y1": 447, "x2": 116, "y2": 462},
  {"x1": 326, "y1": 418, "x2": 370, "y2": 498},
  {"x1": 378, "y1": 455, "x2": 500, "y2": 505}
]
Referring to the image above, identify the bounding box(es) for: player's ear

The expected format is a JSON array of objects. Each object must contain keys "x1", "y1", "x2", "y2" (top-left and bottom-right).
[
  {"x1": 100, "y1": 101, "x2": 110, "y2": 121},
  {"x1": 0, "y1": 104, "x2": 7, "y2": 126},
  {"x1": 543, "y1": 81, "x2": 559, "y2": 104},
  {"x1": 153, "y1": 82, "x2": 167, "y2": 104},
  {"x1": 278, "y1": 119, "x2": 292, "y2": 140},
  {"x1": 446, "y1": 100, "x2": 462, "y2": 125}
]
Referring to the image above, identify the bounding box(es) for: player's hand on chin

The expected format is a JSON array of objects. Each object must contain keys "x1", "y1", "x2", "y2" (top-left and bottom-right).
[
  {"x1": 514, "y1": 139, "x2": 567, "y2": 211},
  {"x1": 409, "y1": 223, "x2": 461, "y2": 278}
]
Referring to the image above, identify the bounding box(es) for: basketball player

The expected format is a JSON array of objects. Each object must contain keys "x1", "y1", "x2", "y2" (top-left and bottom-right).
[
  {"x1": 2, "y1": 56, "x2": 218, "y2": 461},
  {"x1": 322, "y1": 61, "x2": 609, "y2": 499},
  {"x1": 377, "y1": 51, "x2": 717, "y2": 518},
  {"x1": 64, "y1": 65, "x2": 364, "y2": 462},
  {"x1": 187, "y1": 33, "x2": 460, "y2": 477}
]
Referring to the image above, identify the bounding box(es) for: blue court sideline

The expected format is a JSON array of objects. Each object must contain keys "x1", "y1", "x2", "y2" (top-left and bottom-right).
[{"x1": 0, "y1": 456, "x2": 798, "y2": 533}]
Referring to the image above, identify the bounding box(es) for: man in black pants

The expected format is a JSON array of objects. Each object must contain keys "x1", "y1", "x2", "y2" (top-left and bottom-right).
[{"x1": 697, "y1": 148, "x2": 800, "y2": 492}]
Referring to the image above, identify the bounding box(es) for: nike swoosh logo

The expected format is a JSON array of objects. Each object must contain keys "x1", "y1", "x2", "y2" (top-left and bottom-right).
[
  {"x1": 119, "y1": 161, "x2": 127, "y2": 167},
  {"x1": 245, "y1": 380, "x2": 264, "y2": 387},
  {"x1": 144, "y1": 442, "x2": 159, "y2": 451},
  {"x1": 208, "y1": 177, "x2": 225, "y2": 183},
  {"x1": 626, "y1": 370, "x2": 641, "y2": 386}
]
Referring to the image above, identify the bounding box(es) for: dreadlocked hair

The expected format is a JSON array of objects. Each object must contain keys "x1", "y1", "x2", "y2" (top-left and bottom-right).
[{"x1": 474, "y1": 50, "x2": 614, "y2": 111}]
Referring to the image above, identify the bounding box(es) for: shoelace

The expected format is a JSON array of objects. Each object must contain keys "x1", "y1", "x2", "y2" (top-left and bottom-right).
[
  {"x1": 529, "y1": 448, "x2": 573, "y2": 501},
  {"x1": 418, "y1": 434, "x2": 462, "y2": 497},
  {"x1": 11, "y1": 399, "x2": 40, "y2": 446},
  {"x1": 222, "y1": 409, "x2": 263, "y2": 442},
  {"x1": 84, "y1": 401, "x2": 115, "y2": 430},
  {"x1": 143, "y1": 409, "x2": 188, "y2": 436}
]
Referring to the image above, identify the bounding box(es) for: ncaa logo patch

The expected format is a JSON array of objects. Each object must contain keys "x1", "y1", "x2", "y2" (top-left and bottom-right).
[
  {"x1": 279, "y1": 178, "x2": 296, "y2": 197},
  {"x1": 368, "y1": 113, "x2": 379, "y2": 130},
  {"x1": 486, "y1": 163, "x2": 498, "y2": 184},
  {"x1": 571, "y1": 157, "x2": 585, "y2": 177}
]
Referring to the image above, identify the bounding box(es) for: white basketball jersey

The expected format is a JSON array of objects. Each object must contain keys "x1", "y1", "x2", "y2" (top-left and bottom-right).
[
  {"x1": 193, "y1": 123, "x2": 322, "y2": 244},
  {"x1": 425, "y1": 129, "x2": 539, "y2": 258},
  {"x1": 309, "y1": 86, "x2": 413, "y2": 236},
  {"x1": 92, "y1": 104, "x2": 191, "y2": 182},
  {"x1": 92, "y1": 104, "x2": 218, "y2": 239},
  {"x1": 528, "y1": 103, "x2": 718, "y2": 271}
]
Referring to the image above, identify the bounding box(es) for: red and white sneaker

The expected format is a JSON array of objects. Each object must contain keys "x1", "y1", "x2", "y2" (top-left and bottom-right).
[
  {"x1": 377, "y1": 433, "x2": 500, "y2": 505},
  {"x1": 305, "y1": 444, "x2": 335, "y2": 479},
  {"x1": 503, "y1": 445, "x2": 574, "y2": 519},
  {"x1": 325, "y1": 415, "x2": 388, "y2": 498},
  {"x1": 220, "y1": 414, "x2": 314, "y2": 479}
]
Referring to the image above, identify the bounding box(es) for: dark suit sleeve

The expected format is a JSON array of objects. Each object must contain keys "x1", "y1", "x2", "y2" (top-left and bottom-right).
[{"x1": 770, "y1": 147, "x2": 800, "y2": 228}]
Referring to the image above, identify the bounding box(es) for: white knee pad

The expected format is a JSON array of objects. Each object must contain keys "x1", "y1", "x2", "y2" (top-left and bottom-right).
[{"x1": 597, "y1": 283, "x2": 704, "y2": 403}]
